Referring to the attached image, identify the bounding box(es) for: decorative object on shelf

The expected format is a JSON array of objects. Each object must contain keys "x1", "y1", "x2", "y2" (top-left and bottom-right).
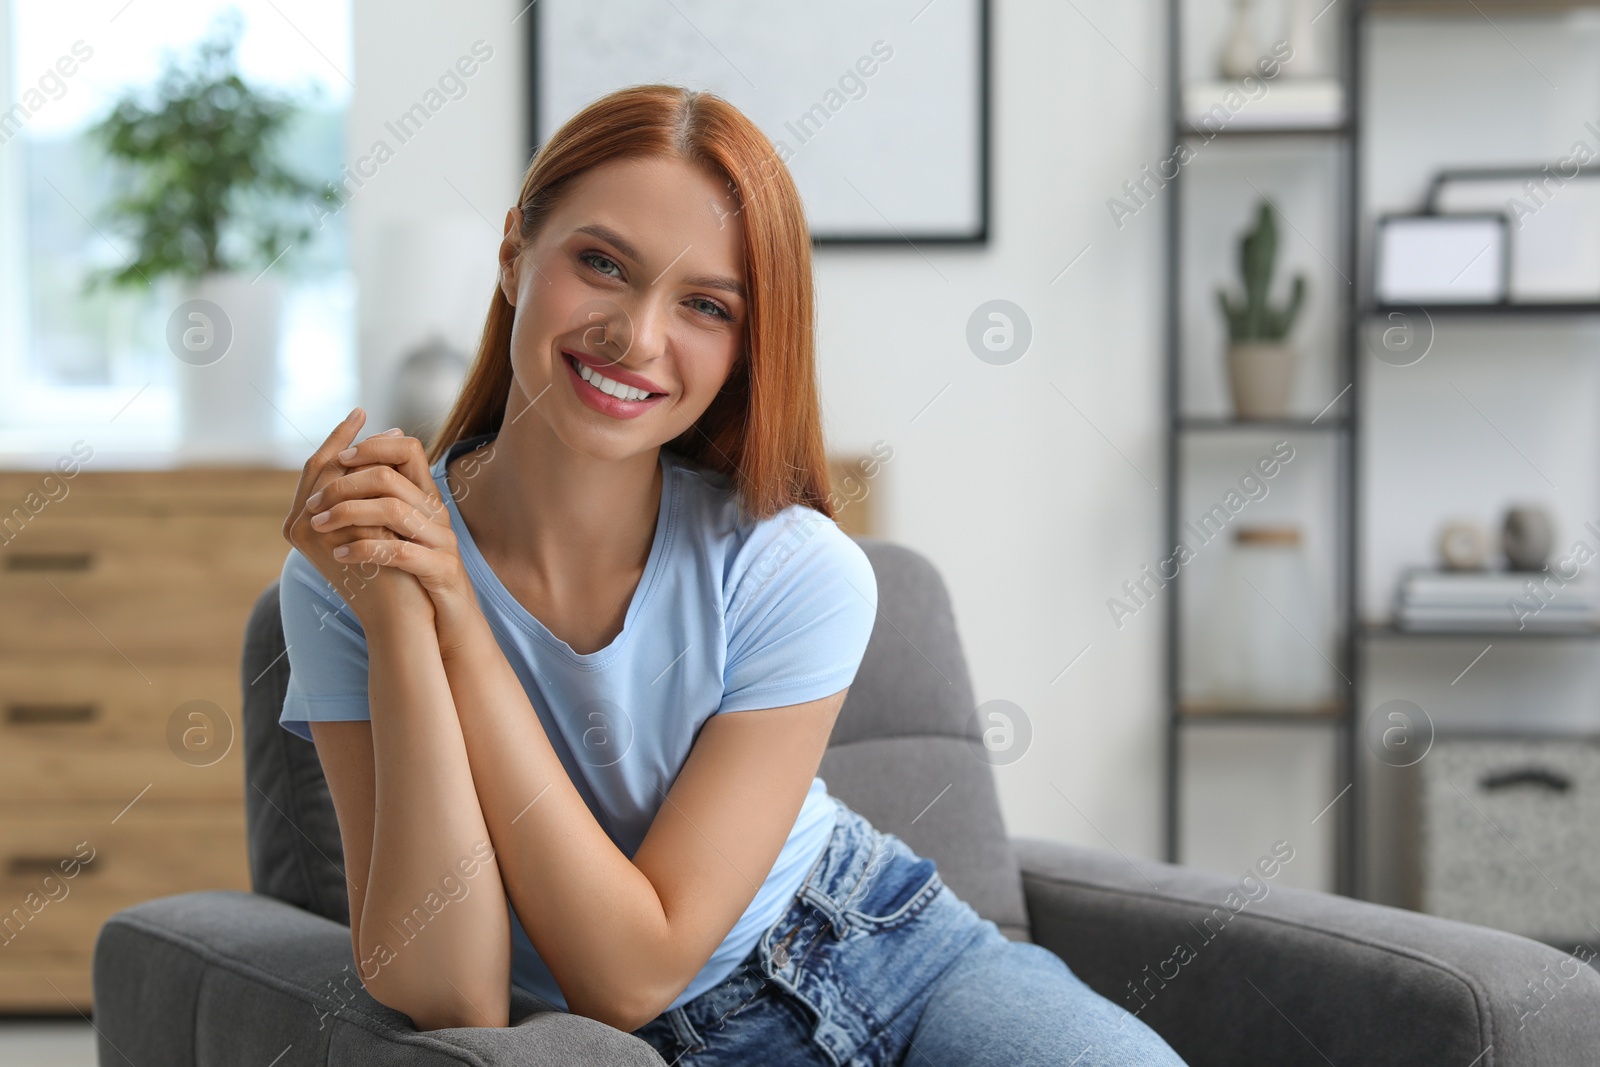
[
  {"x1": 1436, "y1": 519, "x2": 1490, "y2": 571},
  {"x1": 1430, "y1": 167, "x2": 1600, "y2": 304},
  {"x1": 1217, "y1": 199, "x2": 1307, "y2": 419},
  {"x1": 1393, "y1": 566, "x2": 1598, "y2": 633},
  {"x1": 391, "y1": 336, "x2": 471, "y2": 444},
  {"x1": 1197, "y1": 525, "x2": 1332, "y2": 710},
  {"x1": 1502, "y1": 504, "x2": 1555, "y2": 571},
  {"x1": 1374, "y1": 213, "x2": 1508, "y2": 306},
  {"x1": 1182, "y1": 77, "x2": 1343, "y2": 131},
  {"x1": 1278, "y1": 0, "x2": 1330, "y2": 78},
  {"x1": 1219, "y1": 0, "x2": 1264, "y2": 79},
  {"x1": 86, "y1": 13, "x2": 329, "y2": 461}
]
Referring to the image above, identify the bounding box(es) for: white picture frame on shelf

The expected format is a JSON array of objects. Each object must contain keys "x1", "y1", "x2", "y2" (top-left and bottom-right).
[
  {"x1": 1374, "y1": 213, "x2": 1508, "y2": 305},
  {"x1": 1429, "y1": 167, "x2": 1600, "y2": 304}
]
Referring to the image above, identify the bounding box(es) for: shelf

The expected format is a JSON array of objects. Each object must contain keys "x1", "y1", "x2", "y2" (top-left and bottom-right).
[
  {"x1": 1179, "y1": 702, "x2": 1345, "y2": 725},
  {"x1": 1179, "y1": 124, "x2": 1350, "y2": 139},
  {"x1": 1179, "y1": 416, "x2": 1348, "y2": 433},
  {"x1": 1369, "y1": 302, "x2": 1600, "y2": 317},
  {"x1": 1363, "y1": 624, "x2": 1600, "y2": 640},
  {"x1": 1369, "y1": 0, "x2": 1600, "y2": 12}
]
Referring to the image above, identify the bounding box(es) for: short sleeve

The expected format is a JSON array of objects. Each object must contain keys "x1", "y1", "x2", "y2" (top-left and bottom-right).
[
  {"x1": 718, "y1": 507, "x2": 878, "y2": 714},
  {"x1": 277, "y1": 547, "x2": 372, "y2": 742}
]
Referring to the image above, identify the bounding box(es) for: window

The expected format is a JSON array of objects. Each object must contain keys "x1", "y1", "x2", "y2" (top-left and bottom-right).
[{"x1": 0, "y1": 0, "x2": 354, "y2": 456}]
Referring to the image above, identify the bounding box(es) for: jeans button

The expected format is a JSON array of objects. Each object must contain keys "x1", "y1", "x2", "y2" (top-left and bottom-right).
[{"x1": 771, "y1": 943, "x2": 789, "y2": 969}]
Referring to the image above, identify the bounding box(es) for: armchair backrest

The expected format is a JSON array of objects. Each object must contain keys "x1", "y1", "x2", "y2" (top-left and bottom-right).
[{"x1": 239, "y1": 537, "x2": 1029, "y2": 939}]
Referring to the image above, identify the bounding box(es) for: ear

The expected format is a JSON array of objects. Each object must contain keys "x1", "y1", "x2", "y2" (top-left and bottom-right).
[{"x1": 498, "y1": 207, "x2": 523, "y2": 307}]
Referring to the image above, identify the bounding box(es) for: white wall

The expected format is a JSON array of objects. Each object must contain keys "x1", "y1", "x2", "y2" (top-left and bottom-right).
[
  {"x1": 348, "y1": 0, "x2": 1175, "y2": 862},
  {"x1": 347, "y1": 0, "x2": 529, "y2": 433}
]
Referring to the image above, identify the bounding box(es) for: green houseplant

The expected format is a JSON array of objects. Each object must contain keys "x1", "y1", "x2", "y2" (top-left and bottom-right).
[
  {"x1": 87, "y1": 14, "x2": 328, "y2": 459},
  {"x1": 1216, "y1": 199, "x2": 1307, "y2": 419}
]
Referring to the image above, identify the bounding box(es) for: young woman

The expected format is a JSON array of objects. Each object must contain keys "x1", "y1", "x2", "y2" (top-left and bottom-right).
[{"x1": 279, "y1": 84, "x2": 1188, "y2": 1066}]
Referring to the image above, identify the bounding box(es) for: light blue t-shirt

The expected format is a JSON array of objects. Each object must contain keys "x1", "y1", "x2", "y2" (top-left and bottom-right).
[{"x1": 277, "y1": 432, "x2": 878, "y2": 1013}]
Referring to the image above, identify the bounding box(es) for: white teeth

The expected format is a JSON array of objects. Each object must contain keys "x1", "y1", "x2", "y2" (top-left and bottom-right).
[{"x1": 574, "y1": 356, "x2": 654, "y2": 401}]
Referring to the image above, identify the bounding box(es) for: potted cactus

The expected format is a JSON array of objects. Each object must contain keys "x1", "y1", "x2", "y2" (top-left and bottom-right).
[{"x1": 1217, "y1": 199, "x2": 1307, "y2": 419}]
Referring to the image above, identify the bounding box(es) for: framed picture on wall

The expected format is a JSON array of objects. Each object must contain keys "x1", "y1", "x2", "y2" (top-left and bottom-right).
[{"x1": 527, "y1": 0, "x2": 991, "y2": 245}]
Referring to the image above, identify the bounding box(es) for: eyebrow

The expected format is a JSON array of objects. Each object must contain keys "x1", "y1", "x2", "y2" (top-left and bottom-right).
[{"x1": 573, "y1": 223, "x2": 746, "y2": 300}]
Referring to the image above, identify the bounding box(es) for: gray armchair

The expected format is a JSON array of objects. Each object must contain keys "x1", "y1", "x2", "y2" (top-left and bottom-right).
[{"x1": 93, "y1": 538, "x2": 1600, "y2": 1065}]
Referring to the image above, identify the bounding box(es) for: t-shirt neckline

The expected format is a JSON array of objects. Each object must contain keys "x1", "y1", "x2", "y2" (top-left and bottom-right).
[{"x1": 434, "y1": 433, "x2": 676, "y2": 668}]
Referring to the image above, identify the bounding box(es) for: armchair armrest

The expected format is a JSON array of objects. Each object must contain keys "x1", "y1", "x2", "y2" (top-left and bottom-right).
[
  {"x1": 93, "y1": 890, "x2": 666, "y2": 1066},
  {"x1": 1013, "y1": 837, "x2": 1600, "y2": 1067}
]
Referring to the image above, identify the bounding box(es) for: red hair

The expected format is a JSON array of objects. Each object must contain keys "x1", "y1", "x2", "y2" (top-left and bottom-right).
[{"x1": 425, "y1": 84, "x2": 834, "y2": 524}]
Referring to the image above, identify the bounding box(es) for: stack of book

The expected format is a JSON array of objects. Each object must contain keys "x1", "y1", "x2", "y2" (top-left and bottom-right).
[{"x1": 1395, "y1": 568, "x2": 1600, "y2": 633}]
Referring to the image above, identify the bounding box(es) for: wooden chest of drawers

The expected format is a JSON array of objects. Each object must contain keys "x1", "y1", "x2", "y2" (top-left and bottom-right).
[{"x1": 0, "y1": 466, "x2": 301, "y2": 1012}]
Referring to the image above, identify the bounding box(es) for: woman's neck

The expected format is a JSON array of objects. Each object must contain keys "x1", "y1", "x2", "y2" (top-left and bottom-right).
[{"x1": 450, "y1": 414, "x2": 663, "y2": 601}]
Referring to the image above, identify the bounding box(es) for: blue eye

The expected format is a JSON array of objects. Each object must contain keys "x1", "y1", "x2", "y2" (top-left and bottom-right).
[
  {"x1": 690, "y1": 297, "x2": 731, "y2": 321},
  {"x1": 580, "y1": 250, "x2": 622, "y2": 278}
]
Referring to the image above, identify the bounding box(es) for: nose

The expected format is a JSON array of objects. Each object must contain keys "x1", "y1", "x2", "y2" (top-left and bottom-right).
[{"x1": 623, "y1": 290, "x2": 671, "y2": 366}]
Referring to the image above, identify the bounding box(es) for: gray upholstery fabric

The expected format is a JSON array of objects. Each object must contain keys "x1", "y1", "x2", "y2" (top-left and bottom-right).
[
  {"x1": 94, "y1": 891, "x2": 665, "y2": 1066},
  {"x1": 241, "y1": 580, "x2": 350, "y2": 926},
  {"x1": 1017, "y1": 837, "x2": 1600, "y2": 1067},
  {"x1": 92, "y1": 534, "x2": 1600, "y2": 1065},
  {"x1": 817, "y1": 537, "x2": 1031, "y2": 941}
]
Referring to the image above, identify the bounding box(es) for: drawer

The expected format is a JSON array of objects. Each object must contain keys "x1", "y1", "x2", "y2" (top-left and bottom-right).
[
  {"x1": 1420, "y1": 736, "x2": 1600, "y2": 944},
  {"x1": 0, "y1": 512, "x2": 290, "y2": 657},
  {"x1": 0, "y1": 802, "x2": 249, "y2": 960},
  {"x1": 0, "y1": 658, "x2": 245, "y2": 802},
  {"x1": 0, "y1": 950, "x2": 95, "y2": 1012},
  {"x1": 0, "y1": 467, "x2": 299, "y2": 519}
]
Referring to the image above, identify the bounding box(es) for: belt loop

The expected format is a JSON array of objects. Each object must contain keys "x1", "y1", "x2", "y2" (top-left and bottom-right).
[{"x1": 666, "y1": 1005, "x2": 705, "y2": 1055}]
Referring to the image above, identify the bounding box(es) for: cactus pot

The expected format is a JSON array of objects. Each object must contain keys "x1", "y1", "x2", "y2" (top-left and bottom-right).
[{"x1": 1227, "y1": 340, "x2": 1295, "y2": 419}]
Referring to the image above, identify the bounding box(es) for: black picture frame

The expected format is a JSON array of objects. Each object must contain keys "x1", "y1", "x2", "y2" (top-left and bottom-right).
[{"x1": 525, "y1": 1, "x2": 991, "y2": 247}]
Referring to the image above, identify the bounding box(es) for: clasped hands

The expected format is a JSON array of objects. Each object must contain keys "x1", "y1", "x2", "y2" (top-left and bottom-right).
[{"x1": 282, "y1": 407, "x2": 482, "y2": 647}]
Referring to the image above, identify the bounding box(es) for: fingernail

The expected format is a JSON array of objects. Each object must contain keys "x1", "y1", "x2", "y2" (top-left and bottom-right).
[
  {"x1": 337, "y1": 447, "x2": 358, "y2": 462},
  {"x1": 381, "y1": 427, "x2": 404, "y2": 436},
  {"x1": 333, "y1": 545, "x2": 350, "y2": 559},
  {"x1": 311, "y1": 510, "x2": 332, "y2": 527},
  {"x1": 306, "y1": 491, "x2": 323, "y2": 510}
]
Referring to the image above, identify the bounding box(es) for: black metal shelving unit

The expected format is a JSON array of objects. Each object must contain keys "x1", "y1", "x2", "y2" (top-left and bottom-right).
[{"x1": 1163, "y1": 0, "x2": 1364, "y2": 897}]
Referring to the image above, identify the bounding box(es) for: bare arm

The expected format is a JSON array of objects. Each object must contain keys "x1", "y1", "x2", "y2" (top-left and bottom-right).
[
  {"x1": 442, "y1": 609, "x2": 844, "y2": 1031},
  {"x1": 287, "y1": 411, "x2": 512, "y2": 1031},
  {"x1": 302, "y1": 430, "x2": 848, "y2": 1031}
]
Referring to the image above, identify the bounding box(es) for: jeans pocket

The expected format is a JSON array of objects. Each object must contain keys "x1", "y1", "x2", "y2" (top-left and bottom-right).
[{"x1": 834, "y1": 832, "x2": 944, "y2": 937}]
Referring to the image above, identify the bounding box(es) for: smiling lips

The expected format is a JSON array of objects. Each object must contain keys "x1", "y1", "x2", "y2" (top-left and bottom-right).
[{"x1": 561, "y1": 349, "x2": 669, "y2": 420}]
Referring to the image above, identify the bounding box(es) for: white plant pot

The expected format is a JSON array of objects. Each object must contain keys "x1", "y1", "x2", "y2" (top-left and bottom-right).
[
  {"x1": 171, "y1": 272, "x2": 284, "y2": 462},
  {"x1": 1226, "y1": 340, "x2": 1295, "y2": 419}
]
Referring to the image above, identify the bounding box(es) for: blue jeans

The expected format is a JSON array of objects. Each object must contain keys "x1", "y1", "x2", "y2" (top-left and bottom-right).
[{"x1": 629, "y1": 796, "x2": 1189, "y2": 1066}]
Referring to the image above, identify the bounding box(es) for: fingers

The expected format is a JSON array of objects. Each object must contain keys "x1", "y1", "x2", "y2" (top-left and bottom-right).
[
  {"x1": 334, "y1": 430, "x2": 437, "y2": 497},
  {"x1": 331, "y1": 537, "x2": 453, "y2": 585},
  {"x1": 285, "y1": 407, "x2": 368, "y2": 542},
  {"x1": 307, "y1": 464, "x2": 445, "y2": 523},
  {"x1": 310, "y1": 495, "x2": 458, "y2": 551}
]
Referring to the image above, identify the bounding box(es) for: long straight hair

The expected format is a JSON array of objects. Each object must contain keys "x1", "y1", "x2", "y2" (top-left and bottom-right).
[{"x1": 425, "y1": 84, "x2": 834, "y2": 524}]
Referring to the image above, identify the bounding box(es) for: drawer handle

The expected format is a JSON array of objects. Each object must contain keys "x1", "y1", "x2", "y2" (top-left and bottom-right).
[
  {"x1": 6, "y1": 703, "x2": 99, "y2": 725},
  {"x1": 6, "y1": 854, "x2": 97, "y2": 879},
  {"x1": 3, "y1": 552, "x2": 94, "y2": 572},
  {"x1": 1480, "y1": 767, "x2": 1572, "y2": 793}
]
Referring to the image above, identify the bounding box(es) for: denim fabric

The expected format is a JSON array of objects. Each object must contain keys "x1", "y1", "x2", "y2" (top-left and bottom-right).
[{"x1": 629, "y1": 797, "x2": 1189, "y2": 1066}]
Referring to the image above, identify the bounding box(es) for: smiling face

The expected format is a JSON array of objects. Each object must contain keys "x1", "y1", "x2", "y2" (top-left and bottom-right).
[{"x1": 496, "y1": 154, "x2": 749, "y2": 461}]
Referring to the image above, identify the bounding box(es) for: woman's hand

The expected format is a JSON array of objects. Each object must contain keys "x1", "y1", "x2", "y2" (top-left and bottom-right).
[
  {"x1": 298, "y1": 427, "x2": 486, "y2": 655},
  {"x1": 283, "y1": 408, "x2": 435, "y2": 631}
]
